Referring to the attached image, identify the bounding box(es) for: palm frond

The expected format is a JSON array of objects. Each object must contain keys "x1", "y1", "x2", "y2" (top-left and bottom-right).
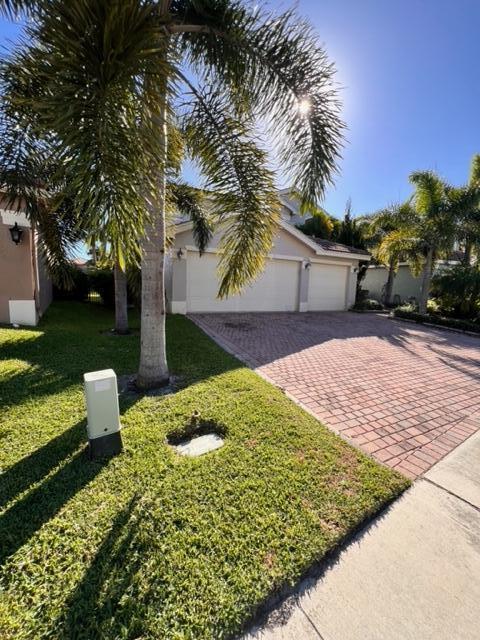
[
  {"x1": 181, "y1": 84, "x2": 280, "y2": 296},
  {"x1": 377, "y1": 228, "x2": 426, "y2": 275},
  {"x1": 167, "y1": 181, "x2": 212, "y2": 253},
  {"x1": 2, "y1": 0, "x2": 174, "y2": 261},
  {"x1": 469, "y1": 154, "x2": 480, "y2": 187},
  {"x1": 0, "y1": 95, "x2": 82, "y2": 287},
  {"x1": 0, "y1": 0, "x2": 37, "y2": 18},
  {"x1": 409, "y1": 170, "x2": 446, "y2": 215},
  {"x1": 174, "y1": 0, "x2": 344, "y2": 205}
]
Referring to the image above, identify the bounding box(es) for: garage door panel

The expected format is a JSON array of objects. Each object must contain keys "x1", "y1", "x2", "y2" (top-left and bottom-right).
[
  {"x1": 187, "y1": 252, "x2": 300, "y2": 313},
  {"x1": 308, "y1": 264, "x2": 348, "y2": 311}
]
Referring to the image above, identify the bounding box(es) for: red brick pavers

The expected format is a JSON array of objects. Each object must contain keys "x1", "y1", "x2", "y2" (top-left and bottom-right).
[{"x1": 190, "y1": 312, "x2": 480, "y2": 478}]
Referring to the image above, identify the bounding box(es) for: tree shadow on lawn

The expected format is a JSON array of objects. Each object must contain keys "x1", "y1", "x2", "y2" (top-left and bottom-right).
[
  {"x1": 0, "y1": 304, "x2": 241, "y2": 414},
  {"x1": 0, "y1": 304, "x2": 243, "y2": 575},
  {"x1": 0, "y1": 380, "x2": 146, "y2": 569},
  {"x1": 0, "y1": 428, "x2": 108, "y2": 568},
  {"x1": 54, "y1": 494, "x2": 145, "y2": 639},
  {"x1": 0, "y1": 421, "x2": 87, "y2": 511},
  {"x1": 0, "y1": 330, "x2": 137, "y2": 410}
]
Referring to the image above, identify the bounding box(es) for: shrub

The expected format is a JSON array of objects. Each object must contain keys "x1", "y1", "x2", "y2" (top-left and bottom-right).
[
  {"x1": 353, "y1": 298, "x2": 383, "y2": 311},
  {"x1": 87, "y1": 269, "x2": 115, "y2": 307},
  {"x1": 53, "y1": 266, "x2": 89, "y2": 301},
  {"x1": 432, "y1": 264, "x2": 480, "y2": 319},
  {"x1": 426, "y1": 298, "x2": 441, "y2": 315},
  {"x1": 396, "y1": 302, "x2": 417, "y2": 313},
  {"x1": 393, "y1": 308, "x2": 480, "y2": 334}
]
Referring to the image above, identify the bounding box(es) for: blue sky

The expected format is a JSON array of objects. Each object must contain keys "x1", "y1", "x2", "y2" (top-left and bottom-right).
[
  {"x1": 1, "y1": 1, "x2": 480, "y2": 220},
  {"x1": 294, "y1": 0, "x2": 480, "y2": 216}
]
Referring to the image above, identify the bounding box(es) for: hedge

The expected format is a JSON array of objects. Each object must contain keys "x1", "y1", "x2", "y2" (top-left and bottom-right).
[
  {"x1": 87, "y1": 268, "x2": 115, "y2": 307},
  {"x1": 54, "y1": 267, "x2": 141, "y2": 308},
  {"x1": 392, "y1": 309, "x2": 480, "y2": 334}
]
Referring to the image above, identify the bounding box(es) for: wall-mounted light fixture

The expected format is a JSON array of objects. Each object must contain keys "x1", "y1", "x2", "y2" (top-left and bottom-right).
[
  {"x1": 304, "y1": 259, "x2": 311, "y2": 270},
  {"x1": 177, "y1": 247, "x2": 184, "y2": 259},
  {"x1": 9, "y1": 222, "x2": 24, "y2": 245}
]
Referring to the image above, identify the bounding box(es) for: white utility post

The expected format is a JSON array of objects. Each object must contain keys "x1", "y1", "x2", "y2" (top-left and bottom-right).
[{"x1": 83, "y1": 369, "x2": 123, "y2": 458}]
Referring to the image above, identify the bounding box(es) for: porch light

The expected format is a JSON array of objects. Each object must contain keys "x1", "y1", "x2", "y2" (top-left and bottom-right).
[{"x1": 9, "y1": 222, "x2": 23, "y2": 245}]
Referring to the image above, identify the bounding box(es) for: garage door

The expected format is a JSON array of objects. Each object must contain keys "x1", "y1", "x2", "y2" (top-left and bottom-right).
[
  {"x1": 308, "y1": 263, "x2": 348, "y2": 311},
  {"x1": 186, "y1": 252, "x2": 300, "y2": 312}
]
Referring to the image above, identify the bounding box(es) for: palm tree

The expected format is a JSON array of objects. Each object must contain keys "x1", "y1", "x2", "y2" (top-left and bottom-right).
[
  {"x1": 450, "y1": 154, "x2": 480, "y2": 265},
  {"x1": 295, "y1": 201, "x2": 334, "y2": 240},
  {"x1": 367, "y1": 203, "x2": 411, "y2": 306},
  {"x1": 92, "y1": 181, "x2": 212, "y2": 336},
  {"x1": 0, "y1": 1, "x2": 343, "y2": 389},
  {"x1": 377, "y1": 171, "x2": 456, "y2": 314}
]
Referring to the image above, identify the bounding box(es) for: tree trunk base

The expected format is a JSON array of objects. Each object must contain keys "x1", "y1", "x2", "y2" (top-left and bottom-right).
[
  {"x1": 114, "y1": 328, "x2": 131, "y2": 336},
  {"x1": 135, "y1": 373, "x2": 170, "y2": 391}
]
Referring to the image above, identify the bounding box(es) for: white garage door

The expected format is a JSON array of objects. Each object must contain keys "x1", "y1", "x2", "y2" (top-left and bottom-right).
[
  {"x1": 308, "y1": 263, "x2": 348, "y2": 311},
  {"x1": 186, "y1": 252, "x2": 300, "y2": 312}
]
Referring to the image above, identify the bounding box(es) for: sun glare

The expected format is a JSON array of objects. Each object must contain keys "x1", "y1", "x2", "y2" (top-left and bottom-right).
[{"x1": 298, "y1": 98, "x2": 311, "y2": 116}]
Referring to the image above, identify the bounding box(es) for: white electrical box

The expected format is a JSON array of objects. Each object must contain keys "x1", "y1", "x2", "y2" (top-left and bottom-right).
[{"x1": 83, "y1": 369, "x2": 122, "y2": 457}]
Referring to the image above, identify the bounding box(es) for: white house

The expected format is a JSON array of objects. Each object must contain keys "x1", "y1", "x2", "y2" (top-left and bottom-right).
[{"x1": 166, "y1": 197, "x2": 369, "y2": 314}]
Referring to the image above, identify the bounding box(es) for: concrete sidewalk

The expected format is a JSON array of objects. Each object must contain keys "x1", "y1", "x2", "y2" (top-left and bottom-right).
[{"x1": 242, "y1": 431, "x2": 480, "y2": 640}]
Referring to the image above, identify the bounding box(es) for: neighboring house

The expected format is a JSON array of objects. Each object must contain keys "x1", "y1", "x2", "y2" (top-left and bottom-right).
[
  {"x1": 0, "y1": 196, "x2": 52, "y2": 326},
  {"x1": 364, "y1": 254, "x2": 464, "y2": 304},
  {"x1": 277, "y1": 186, "x2": 314, "y2": 226},
  {"x1": 71, "y1": 258, "x2": 90, "y2": 272},
  {"x1": 166, "y1": 217, "x2": 369, "y2": 314}
]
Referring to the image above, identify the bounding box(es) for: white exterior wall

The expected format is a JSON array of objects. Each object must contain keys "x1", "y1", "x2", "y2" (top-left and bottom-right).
[
  {"x1": 364, "y1": 264, "x2": 422, "y2": 303},
  {"x1": 170, "y1": 223, "x2": 364, "y2": 314}
]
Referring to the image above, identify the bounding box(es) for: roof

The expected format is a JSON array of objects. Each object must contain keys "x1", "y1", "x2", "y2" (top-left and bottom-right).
[
  {"x1": 175, "y1": 218, "x2": 371, "y2": 262},
  {"x1": 71, "y1": 258, "x2": 89, "y2": 267},
  {"x1": 309, "y1": 237, "x2": 371, "y2": 257}
]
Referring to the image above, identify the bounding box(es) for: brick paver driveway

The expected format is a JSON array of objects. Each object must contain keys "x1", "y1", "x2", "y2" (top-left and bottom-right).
[{"x1": 191, "y1": 312, "x2": 480, "y2": 478}]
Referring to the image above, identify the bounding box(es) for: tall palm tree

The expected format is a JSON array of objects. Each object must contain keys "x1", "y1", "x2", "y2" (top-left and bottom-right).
[
  {"x1": 450, "y1": 154, "x2": 480, "y2": 265},
  {"x1": 378, "y1": 172, "x2": 456, "y2": 314},
  {"x1": 0, "y1": 0, "x2": 343, "y2": 388},
  {"x1": 367, "y1": 203, "x2": 412, "y2": 306}
]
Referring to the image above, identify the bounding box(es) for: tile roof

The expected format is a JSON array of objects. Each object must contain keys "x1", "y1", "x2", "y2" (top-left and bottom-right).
[{"x1": 310, "y1": 237, "x2": 371, "y2": 256}]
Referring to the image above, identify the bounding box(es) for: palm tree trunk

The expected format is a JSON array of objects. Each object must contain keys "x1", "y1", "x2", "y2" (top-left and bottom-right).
[
  {"x1": 418, "y1": 247, "x2": 434, "y2": 314},
  {"x1": 463, "y1": 239, "x2": 472, "y2": 266},
  {"x1": 384, "y1": 259, "x2": 396, "y2": 306},
  {"x1": 114, "y1": 259, "x2": 129, "y2": 335},
  {"x1": 136, "y1": 100, "x2": 169, "y2": 389}
]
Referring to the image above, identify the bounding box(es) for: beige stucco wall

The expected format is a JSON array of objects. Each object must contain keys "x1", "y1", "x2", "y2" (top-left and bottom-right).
[
  {"x1": 174, "y1": 223, "x2": 320, "y2": 259},
  {"x1": 170, "y1": 223, "x2": 361, "y2": 313},
  {"x1": 0, "y1": 222, "x2": 35, "y2": 324},
  {"x1": 0, "y1": 194, "x2": 53, "y2": 325},
  {"x1": 364, "y1": 264, "x2": 422, "y2": 302}
]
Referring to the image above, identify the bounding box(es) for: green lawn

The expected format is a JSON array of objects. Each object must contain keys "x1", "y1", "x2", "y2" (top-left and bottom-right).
[{"x1": 0, "y1": 302, "x2": 408, "y2": 639}]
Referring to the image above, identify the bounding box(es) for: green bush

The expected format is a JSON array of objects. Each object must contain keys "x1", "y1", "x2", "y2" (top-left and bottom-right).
[
  {"x1": 53, "y1": 266, "x2": 89, "y2": 301},
  {"x1": 432, "y1": 264, "x2": 480, "y2": 318},
  {"x1": 353, "y1": 298, "x2": 384, "y2": 311},
  {"x1": 393, "y1": 308, "x2": 480, "y2": 334},
  {"x1": 54, "y1": 266, "x2": 140, "y2": 308},
  {"x1": 87, "y1": 268, "x2": 115, "y2": 307}
]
